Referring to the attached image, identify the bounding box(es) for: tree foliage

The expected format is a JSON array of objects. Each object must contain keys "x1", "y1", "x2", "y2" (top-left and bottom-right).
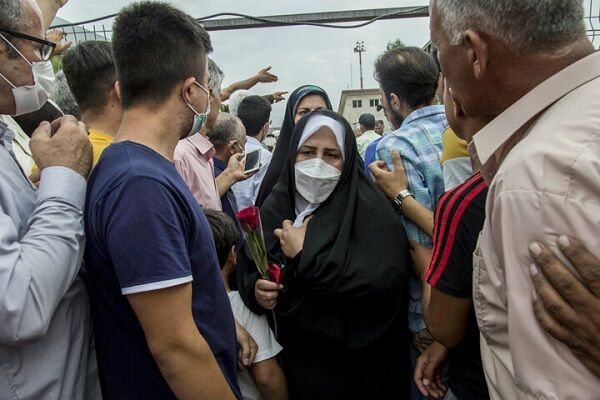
[{"x1": 386, "y1": 39, "x2": 406, "y2": 51}]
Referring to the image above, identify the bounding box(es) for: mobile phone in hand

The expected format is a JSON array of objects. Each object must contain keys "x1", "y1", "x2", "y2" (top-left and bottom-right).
[{"x1": 243, "y1": 149, "x2": 261, "y2": 174}]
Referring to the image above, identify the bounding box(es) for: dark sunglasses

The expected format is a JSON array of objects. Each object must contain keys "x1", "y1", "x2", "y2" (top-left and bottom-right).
[{"x1": 0, "y1": 29, "x2": 56, "y2": 61}]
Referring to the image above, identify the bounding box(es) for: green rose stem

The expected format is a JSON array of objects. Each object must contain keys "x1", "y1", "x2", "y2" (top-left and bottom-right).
[{"x1": 246, "y1": 230, "x2": 278, "y2": 337}]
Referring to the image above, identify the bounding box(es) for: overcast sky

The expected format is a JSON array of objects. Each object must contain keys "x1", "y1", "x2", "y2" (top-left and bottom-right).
[{"x1": 56, "y1": 0, "x2": 433, "y2": 126}]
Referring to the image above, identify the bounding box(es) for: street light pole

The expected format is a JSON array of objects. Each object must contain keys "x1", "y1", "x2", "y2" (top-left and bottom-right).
[{"x1": 354, "y1": 41, "x2": 366, "y2": 89}]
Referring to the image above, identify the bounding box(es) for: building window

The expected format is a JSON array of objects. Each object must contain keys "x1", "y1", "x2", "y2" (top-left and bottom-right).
[
  {"x1": 352, "y1": 100, "x2": 363, "y2": 108},
  {"x1": 370, "y1": 99, "x2": 380, "y2": 107}
]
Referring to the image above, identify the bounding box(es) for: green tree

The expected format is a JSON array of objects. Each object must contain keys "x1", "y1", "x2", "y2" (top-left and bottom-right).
[{"x1": 386, "y1": 38, "x2": 406, "y2": 51}]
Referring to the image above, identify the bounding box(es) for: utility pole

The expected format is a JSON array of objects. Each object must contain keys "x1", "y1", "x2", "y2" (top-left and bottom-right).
[{"x1": 354, "y1": 41, "x2": 366, "y2": 89}]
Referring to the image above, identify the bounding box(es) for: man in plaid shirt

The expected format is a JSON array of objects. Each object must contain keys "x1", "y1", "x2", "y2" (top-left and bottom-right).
[{"x1": 374, "y1": 47, "x2": 447, "y2": 400}]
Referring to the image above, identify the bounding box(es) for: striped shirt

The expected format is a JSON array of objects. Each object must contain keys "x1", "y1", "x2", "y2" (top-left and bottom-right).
[
  {"x1": 376, "y1": 105, "x2": 447, "y2": 333},
  {"x1": 425, "y1": 172, "x2": 487, "y2": 296},
  {"x1": 424, "y1": 172, "x2": 489, "y2": 400}
]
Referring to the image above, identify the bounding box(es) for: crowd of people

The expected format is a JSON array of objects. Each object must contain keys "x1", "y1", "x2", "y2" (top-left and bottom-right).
[{"x1": 1, "y1": 0, "x2": 599, "y2": 399}]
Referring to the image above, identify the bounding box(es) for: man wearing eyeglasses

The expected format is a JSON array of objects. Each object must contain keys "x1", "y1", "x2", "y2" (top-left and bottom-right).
[{"x1": 0, "y1": 0, "x2": 101, "y2": 399}]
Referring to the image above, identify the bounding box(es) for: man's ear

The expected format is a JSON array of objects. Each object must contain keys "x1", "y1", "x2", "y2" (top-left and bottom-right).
[
  {"x1": 113, "y1": 81, "x2": 121, "y2": 101},
  {"x1": 181, "y1": 77, "x2": 196, "y2": 105},
  {"x1": 389, "y1": 93, "x2": 402, "y2": 112},
  {"x1": 227, "y1": 245, "x2": 237, "y2": 266},
  {"x1": 464, "y1": 29, "x2": 489, "y2": 80}
]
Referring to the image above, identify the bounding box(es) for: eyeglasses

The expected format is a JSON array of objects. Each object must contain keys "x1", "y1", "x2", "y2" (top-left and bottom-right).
[{"x1": 0, "y1": 29, "x2": 56, "y2": 61}]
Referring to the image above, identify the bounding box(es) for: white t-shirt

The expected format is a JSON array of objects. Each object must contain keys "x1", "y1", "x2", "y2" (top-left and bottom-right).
[{"x1": 228, "y1": 291, "x2": 283, "y2": 400}]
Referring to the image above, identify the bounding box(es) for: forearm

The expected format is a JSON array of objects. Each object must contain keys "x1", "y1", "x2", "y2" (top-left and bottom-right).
[
  {"x1": 0, "y1": 167, "x2": 85, "y2": 344},
  {"x1": 221, "y1": 76, "x2": 260, "y2": 102},
  {"x1": 422, "y1": 280, "x2": 432, "y2": 315},
  {"x1": 215, "y1": 170, "x2": 236, "y2": 197},
  {"x1": 37, "y1": 0, "x2": 62, "y2": 30},
  {"x1": 401, "y1": 197, "x2": 434, "y2": 238},
  {"x1": 152, "y1": 335, "x2": 236, "y2": 400},
  {"x1": 425, "y1": 290, "x2": 470, "y2": 348}
]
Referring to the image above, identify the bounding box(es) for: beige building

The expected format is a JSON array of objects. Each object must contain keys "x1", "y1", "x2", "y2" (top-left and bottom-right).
[{"x1": 338, "y1": 88, "x2": 392, "y2": 133}]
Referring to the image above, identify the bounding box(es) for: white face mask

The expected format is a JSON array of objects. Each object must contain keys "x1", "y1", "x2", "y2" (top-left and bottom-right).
[
  {"x1": 0, "y1": 34, "x2": 55, "y2": 116},
  {"x1": 295, "y1": 158, "x2": 342, "y2": 204}
]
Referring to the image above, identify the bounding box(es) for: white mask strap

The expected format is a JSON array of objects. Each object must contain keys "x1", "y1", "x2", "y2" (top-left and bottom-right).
[{"x1": 0, "y1": 33, "x2": 33, "y2": 67}]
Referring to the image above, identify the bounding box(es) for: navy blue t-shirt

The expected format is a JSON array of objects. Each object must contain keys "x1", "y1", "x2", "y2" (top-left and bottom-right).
[{"x1": 84, "y1": 141, "x2": 242, "y2": 399}]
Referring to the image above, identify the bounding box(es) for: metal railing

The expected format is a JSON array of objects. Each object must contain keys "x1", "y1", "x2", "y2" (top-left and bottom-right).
[{"x1": 51, "y1": 3, "x2": 600, "y2": 48}]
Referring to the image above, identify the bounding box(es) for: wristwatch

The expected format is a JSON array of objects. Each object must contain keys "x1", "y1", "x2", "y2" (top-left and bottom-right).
[{"x1": 391, "y1": 189, "x2": 414, "y2": 215}]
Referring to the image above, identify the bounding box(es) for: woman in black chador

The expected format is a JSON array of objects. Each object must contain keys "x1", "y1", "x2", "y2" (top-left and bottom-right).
[{"x1": 238, "y1": 110, "x2": 411, "y2": 399}]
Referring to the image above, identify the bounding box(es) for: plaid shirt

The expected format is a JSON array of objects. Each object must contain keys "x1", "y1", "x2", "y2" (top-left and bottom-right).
[{"x1": 376, "y1": 105, "x2": 447, "y2": 332}]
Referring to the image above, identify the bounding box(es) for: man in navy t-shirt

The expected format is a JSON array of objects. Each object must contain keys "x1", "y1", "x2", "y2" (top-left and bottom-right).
[{"x1": 83, "y1": 3, "x2": 241, "y2": 399}]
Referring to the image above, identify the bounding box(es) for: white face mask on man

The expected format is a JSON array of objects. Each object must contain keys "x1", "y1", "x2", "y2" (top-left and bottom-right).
[
  {"x1": 0, "y1": 33, "x2": 55, "y2": 116},
  {"x1": 294, "y1": 158, "x2": 342, "y2": 204}
]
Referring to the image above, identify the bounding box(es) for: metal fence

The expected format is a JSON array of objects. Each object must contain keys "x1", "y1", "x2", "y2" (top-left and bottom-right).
[{"x1": 51, "y1": 3, "x2": 600, "y2": 48}]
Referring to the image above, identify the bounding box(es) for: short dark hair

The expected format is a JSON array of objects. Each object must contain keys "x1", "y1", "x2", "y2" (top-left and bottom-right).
[
  {"x1": 112, "y1": 1, "x2": 213, "y2": 109},
  {"x1": 63, "y1": 41, "x2": 116, "y2": 113},
  {"x1": 375, "y1": 120, "x2": 385, "y2": 125},
  {"x1": 374, "y1": 46, "x2": 439, "y2": 108},
  {"x1": 204, "y1": 209, "x2": 239, "y2": 269},
  {"x1": 237, "y1": 95, "x2": 271, "y2": 137}
]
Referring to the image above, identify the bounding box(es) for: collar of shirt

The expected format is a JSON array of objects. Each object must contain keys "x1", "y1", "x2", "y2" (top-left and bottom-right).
[
  {"x1": 245, "y1": 135, "x2": 265, "y2": 150},
  {"x1": 186, "y1": 133, "x2": 215, "y2": 158},
  {"x1": 88, "y1": 128, "x2": 114, "y2": 144},
  {"x1": 471, "y1": 51, "x2": 600, "y2": 182},
  {"x1": 400, "y1": 105, "x2": 446, "y2": 129},
  {"x1": 0, "y1": 115, "x2": 31, "y2": 156},
  {"x1": 0, "y1": 118, "x2": 15, "y2": 150}
]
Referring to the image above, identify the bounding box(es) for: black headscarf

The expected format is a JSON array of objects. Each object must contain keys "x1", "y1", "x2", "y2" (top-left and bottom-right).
[
  {"x1": 254, "y1": 85, "x2": 333, "y2": 207},
  {"x1": 238, "y1": 109, "x2": 409, "y2": 351}
]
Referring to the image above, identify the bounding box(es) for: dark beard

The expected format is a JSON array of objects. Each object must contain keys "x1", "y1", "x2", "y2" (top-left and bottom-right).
[{"x1": 389, "y1": 107, "x2": 405, "y2": 130}]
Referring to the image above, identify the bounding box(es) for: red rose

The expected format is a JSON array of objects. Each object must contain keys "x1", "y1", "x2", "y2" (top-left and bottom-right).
[
  {"x1": 268, "y1": 263, "x2": 284, "y2": 285},
  {"x1": 236, "y1": 206, "x2": 261, "y2": 231}
]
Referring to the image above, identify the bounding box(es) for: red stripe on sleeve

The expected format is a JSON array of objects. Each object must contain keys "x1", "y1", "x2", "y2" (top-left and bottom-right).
[
  {"x1": 425, "y1": 174, "x2": 481, "y2": 281},
  {"x1": 428, "y1": 180, "x2": 487, "y2": 287}
]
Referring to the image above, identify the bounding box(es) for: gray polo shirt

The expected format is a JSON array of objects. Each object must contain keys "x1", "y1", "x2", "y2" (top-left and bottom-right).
[{"x1": 0, "y1": 120, "x2": 100, "y2": 400}]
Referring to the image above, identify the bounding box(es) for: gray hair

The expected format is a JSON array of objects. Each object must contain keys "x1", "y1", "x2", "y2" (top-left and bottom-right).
[
  {"x1": 207, "y1": 112, "x2": 245, "y2": 148},
  {"x1": 227, "y1": 89, "x2": 254, "y2": 117},
  {"x1": 0, "y1": 0, "x2": 32, "y2": 58},
  {"x1": 51, "y1": 70, "x2": 81, "y2": 117},
  {"x1": 207, "y1": 58, "x2": 225, "y2": 97},
  {"x1": 433, "y1": 0, "x2": 587, "y2": 53},
  {"x1": 0, "y1": 0, "x2": 22, "y2": 32}
]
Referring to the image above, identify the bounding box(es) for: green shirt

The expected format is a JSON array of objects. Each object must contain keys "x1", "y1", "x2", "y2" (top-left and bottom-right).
[{"x1": 356, "y1": 130, "x2": 381, "y2": 159}]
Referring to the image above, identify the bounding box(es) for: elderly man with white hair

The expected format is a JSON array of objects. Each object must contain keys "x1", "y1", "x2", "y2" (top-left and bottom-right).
[{"x1": 429, "y1": 0, "x2": 600, "y2": 398}]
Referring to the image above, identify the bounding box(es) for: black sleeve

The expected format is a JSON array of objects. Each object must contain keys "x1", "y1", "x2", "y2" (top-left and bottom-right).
[{"x1": 426, "y1": 205, "x2": 484, "y2": 299}]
